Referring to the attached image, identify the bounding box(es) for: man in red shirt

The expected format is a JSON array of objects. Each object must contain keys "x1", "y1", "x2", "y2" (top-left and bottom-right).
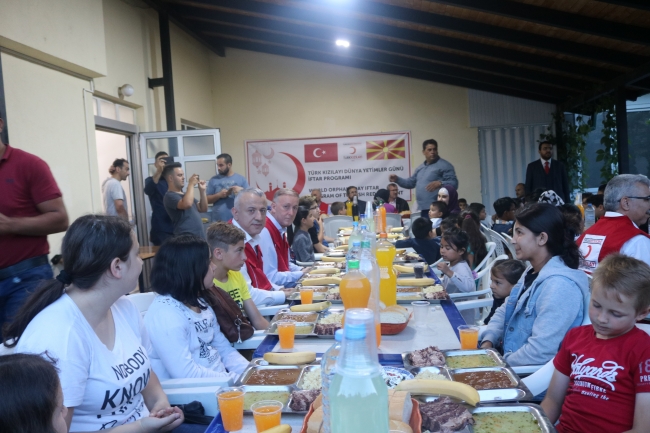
[
  {"x1": 311, "y1": 188, "x2": 329, "y2": 215},
  {"x1": 0, "y1": 115, "x2": 69, "y2": 336}
]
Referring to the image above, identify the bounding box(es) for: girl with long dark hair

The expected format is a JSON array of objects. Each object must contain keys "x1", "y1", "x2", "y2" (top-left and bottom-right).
[
  {"x1": 480, "y1": 203, "x2": 589, "y2": 366},
  {"x1": 459, "y1": 210, "x2": 488, "y2": 269},
  {"x1": 291, "y1": 206, "x2": 316, "y2": 262}
]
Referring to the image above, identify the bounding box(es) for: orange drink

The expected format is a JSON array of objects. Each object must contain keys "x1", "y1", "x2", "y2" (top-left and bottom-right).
[
  {"x1": 458, "y1": 325, "x2": 479, "y2": 350},
  {"x1": 216, "y1": 387, "x2": 245, "y2": 431},
  {"x1": 300, "y1": 287, "x2": 314, "y2": 304},
  {"x1": 276, "y1": 320, "x2": 296, "y2": 349},
  {"x1": 251, "y1": 400, "x2": 283, "y2": 432},
  {"x1": 376, "y1": 233, "x2": 397, "y2": 306},
  {"x1": 339, "y1": 262, "x2": 371, "y2": 309}
]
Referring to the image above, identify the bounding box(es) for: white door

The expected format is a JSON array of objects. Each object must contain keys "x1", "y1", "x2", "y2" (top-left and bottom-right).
[{"x1": 138, "y1": 129, "x2": 221, "y2": 245}]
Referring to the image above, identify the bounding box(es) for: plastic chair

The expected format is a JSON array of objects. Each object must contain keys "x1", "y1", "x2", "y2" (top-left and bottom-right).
[
  {"x1": 472, "y1": 242, "x2": 496, "y2": 274},
  {"x1": 127, "y1": 292, "x2": 157, "y2": 318},
  {"x1": 385, "y1": 213, "x2": 402, "y2": 229},
  {"x1": 498, "y1": 232, "x2": 518, "y2": 258},
  {"x1": 323, "y1": 216, "x2": 353, "y2": 239},
  {"x1": 483, "y1": 228, "x2": 508, "y2": 258}
]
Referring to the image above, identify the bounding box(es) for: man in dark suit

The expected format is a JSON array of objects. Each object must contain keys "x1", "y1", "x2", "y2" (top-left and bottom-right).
[
  {"x1": 387, "y1": 183, "x2": 410, "y2": 213},
  {"x1": 345, "y1": 186, "x2": 368, "y2": 216},
  {"x1": 525, "y1": 141, "x2": 570, "y2": 203}
]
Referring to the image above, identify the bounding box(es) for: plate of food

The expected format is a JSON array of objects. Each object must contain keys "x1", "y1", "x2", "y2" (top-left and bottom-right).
[
  {"x1": 380, "y1": 305, "x2": 411, "y2": 335},
  {"x1": 382, "y1": 366, "x2": 414, "y2": 389}
]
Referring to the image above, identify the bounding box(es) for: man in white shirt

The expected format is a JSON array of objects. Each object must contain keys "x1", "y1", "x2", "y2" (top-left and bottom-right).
[
  {"x1": 577, "y1": 174, "x2": 650, "y2": 272},
  {"x1": 101, "y1": 158, "x2": 130, "y2": 221},
  {"x1": 231, "y1": 188, "x2": 290, "y2": 306},
  {"x1": 259, "y1": 189, "x2": 308, "y2": 287}
]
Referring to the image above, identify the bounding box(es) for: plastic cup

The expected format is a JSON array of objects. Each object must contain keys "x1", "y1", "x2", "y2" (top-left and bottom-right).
[
  {"x1": 251, "y1": 400, "x2": 283, "y2": 432},
  {"x1": 458, "y1": 325, "x2": 480, "y2": 350},
  {"x1": 300, "y1": 287, "x2": 314, "y2": 304},
  {"x1": 216, "y1": 387, "x2": 245, "y2": 431},
  {"x1": 411, "y1": 301, "x2": 430, "y2": 328},
  {"x1": 276, "y1": 320, "x2": 296, "y2": 349},
  {"x1": 413, "y1": 264, "x2": 424, "y2": 279}
]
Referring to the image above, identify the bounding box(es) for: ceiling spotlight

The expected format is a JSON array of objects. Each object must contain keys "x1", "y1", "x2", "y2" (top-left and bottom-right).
[{"x1": 335, "y1": 39, "x2": 350, "y2": 48}]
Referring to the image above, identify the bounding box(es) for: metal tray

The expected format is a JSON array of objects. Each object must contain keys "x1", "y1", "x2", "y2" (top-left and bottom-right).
[
  {"x1": 401, "y1": 350, "x2": 447, "y2": 370},
  {"x1": 468, "y1": 403, "x2": 557, "y2": 433},
  {"x1": 236, "y1": 365, "x2": 306, "y2": 387},
  {"x1": 313, "y1": 309, "x2": 344, "y2": 338},
  {"x1": 449, "y1": 366, "x2": 533, "y2": 403},
  {"x1": 407, "y1": 366, "x2": 453, "y2": 381},
  {"x1": 295, "y1": 365, "x2": 322, "y2": 390},
  {"x1": 240, "y1": 385, "x2": 293, "y2": 412},
  {"x1": 265, "y1": 322, "x2": 316, "y2": 338},
  {"x1": 442, "y1": 349, "x2": 507, "y2": 369},
  {"x1": 269, "y1": 310, "x2": 319, "y2": 324},
  {"x1": 287, "y1": 292, "x2": 330, "y2": 301}
]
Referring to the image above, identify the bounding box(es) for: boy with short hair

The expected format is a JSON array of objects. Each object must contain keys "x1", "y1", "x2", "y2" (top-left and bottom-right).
[
  {"x1": 492, "y1": 197, "x2": 516, "y2": 235},
  {"x1": 206, "y1": 222, "x2": 270, "y2": 330},
  {"x1": 541, "y1": 253, "x2": 650, "y2": 433},
  {"x1": 330, "y1": 201, "x2": 346, "y2": 216},
  {"x1": 458, "y1": 198, "x2": 468, "y2": 212},
  {"x1": 395, "y1": 217, "x2": 441, "y2": 265},
  {"x1": 587, "y1": 194, "x2": 605, "y2": 220}
]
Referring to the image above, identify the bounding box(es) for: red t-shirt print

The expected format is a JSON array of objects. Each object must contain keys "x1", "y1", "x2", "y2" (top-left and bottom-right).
[{"x1": 554, "y1": 325, "x2": 650, "y2": 433}]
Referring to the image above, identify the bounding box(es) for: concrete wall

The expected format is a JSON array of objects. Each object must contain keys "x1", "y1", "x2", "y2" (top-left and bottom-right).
[{"x1": 210, "y1": 49, "x2": 481, "y2": 207}]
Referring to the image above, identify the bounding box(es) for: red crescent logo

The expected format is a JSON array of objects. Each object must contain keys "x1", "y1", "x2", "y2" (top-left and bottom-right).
[
  {"x1": 585, "y1": 245, "x2": 592, "y2": 257},
  {"x1": 350, "y1": 147, "x2": 356, "y2": 155},
  {"x1": 281, "y1": 152, "x2": 306, "y2": 194}
]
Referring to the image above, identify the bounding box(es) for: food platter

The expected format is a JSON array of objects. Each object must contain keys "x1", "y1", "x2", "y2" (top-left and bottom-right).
[
  {"x1": 443, "y1": 349, "x2": 507, "y2": 369},
  {"x1": 267, "y1": 307, "x2": 344, "y2": 338}
]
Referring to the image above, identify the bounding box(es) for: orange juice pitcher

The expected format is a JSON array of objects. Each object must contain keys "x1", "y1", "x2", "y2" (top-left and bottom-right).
[{"x1": 376, "y1": 233, "x2": 397, "y2": 306}]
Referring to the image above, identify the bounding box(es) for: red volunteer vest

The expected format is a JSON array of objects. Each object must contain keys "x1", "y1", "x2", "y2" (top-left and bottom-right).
[
  {"x1": 265, "y1": 218, "x2": 290, "y2": 272},
  {"x1": 228, "y1": 219, "x2": 273, "y2": 290},
  {"x1": 576, "y1": 215, "x2": 650, "y2": 273}
]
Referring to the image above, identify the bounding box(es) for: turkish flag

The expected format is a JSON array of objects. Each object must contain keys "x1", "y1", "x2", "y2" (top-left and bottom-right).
[{"x1": 304, "y1": 143, "x2": 338, "y2": 163}]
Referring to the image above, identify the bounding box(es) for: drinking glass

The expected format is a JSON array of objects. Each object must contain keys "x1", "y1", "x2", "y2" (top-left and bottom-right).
[
  {"x1": 251, "y1": 400, "x2": 283, "y2": 432},
  {"x1": 458, "y1": 325, "x2": 480, "y2": 349},
  {"x1": 300, "y1": 287, "x2": 314, "y2": 304},
  {"x1": 276, "y1": 320, "x2": 296, "y2": 349},
  {"x1": 216, "y1": 387, "x2": 245, "y2": 432},
  {"x1": 413, "y1": 264, "x2": 424, "y2": 279},
  {"x1": 411, "y1": 301, "x2": 430, "y2": 328}
]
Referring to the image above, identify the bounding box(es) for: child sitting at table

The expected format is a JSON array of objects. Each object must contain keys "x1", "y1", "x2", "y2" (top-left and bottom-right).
[
  {"x1": 541, "y1": 254, "x2": 650, "y2": 433},
  {"x1": 437, "y1": 228, "x2": 476, "y2": 325},
  {"x1": 395, "y1": 217, "x2": 441, "y2": 265},
  {"x1": 485, "y1": 259, "x2": 526, "y2": 324},
  {"x1": 292, "y1": 206, "x2": 317, "y2": 263},
  {"x1": 459, "y1": 210, "x2": 488, "y2": 269},
  {"x1": 330, "y1": 201, "x2": 346, "y2": 216},
  {"x1": 429, "y1": 200, "x2": 448, "y2": 227}
]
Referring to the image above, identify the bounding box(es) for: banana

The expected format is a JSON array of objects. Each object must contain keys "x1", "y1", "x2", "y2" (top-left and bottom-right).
[
  {"x1": 335, "y1": 244, "x2": 349, "y2": 251},
  {"x1": 308, "y1": 268, "x2": 340, "y2": 275},
  {"x1": 338, "y1": 226, "x2": 354, "y2": 232},
  {"x1": 394, "y1": 264, "x2": 429, "y2": 274},
  {"x1": 290, "y1": 301, "x2": 331, "y2": 312},
  {"x1": 260, "y1": 425, "x2": 292, "y2": 433},
  {"x1": 390, "y1": 227, "x2": 404, "y2": 233},
  {"x1": 301, "y1": 276, "x2": 342, "y2": 286},
  {"x1": 396, "y1": 277, "x2": 436, "y2": 287},
  {"x1": 321, "y1": 256, "x2": 345, "y2": 263},
  {"x1": 386, "y1": 233, "x2": 400, "y2": 239},
  {"x1": 263, "y1": 351, "x2": 317, "y2": 365},
  {"x1": 395, "y1": 379, "x2": 480, "y2": 406}
]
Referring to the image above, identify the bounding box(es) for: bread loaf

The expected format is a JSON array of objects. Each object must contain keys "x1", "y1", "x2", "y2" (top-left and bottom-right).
[
  {"x1": 307, "y1": 406, "x2": 323, "y2": 433},
  {"x1": 388, "y1": 390, "x2": 413, "y2": 424},
  {"x1": 380, "y1": 305, "x2": 409, "y2": 324},
  {"x1": 389, "y1": 420, "x2": 413, "y2": 433}
]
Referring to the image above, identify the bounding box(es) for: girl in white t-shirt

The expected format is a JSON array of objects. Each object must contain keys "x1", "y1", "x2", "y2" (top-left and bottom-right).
[
  {"x1": 437, "y1": 228, "x2": 477, "y2": 325},
  {"x1": 145, "y1": 234, "x2": 248, "y2": 381},
  {"x1": 5, "y1": 215, "x2": 184, "y2": 433}
]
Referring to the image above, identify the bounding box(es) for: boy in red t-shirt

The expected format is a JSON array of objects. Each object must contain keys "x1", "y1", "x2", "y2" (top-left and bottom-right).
[{"x1": 541, "y1": 254, "x2": 650, "y2": 433}]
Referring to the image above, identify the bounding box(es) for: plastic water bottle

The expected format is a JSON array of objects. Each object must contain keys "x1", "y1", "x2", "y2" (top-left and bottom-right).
[
  {"x1": 345, "y1": 241, "x2": 361, "y2": 272},
  {"x1": 360, "y1": 224, "x2": 377, "y2": 253},
  {"x1": 321, "y1": 329, "x2": 343, "y2": 433},
  {"x1": 349, "y1": 222, "x2": 363, "y2": 247},
  {"x1": 585, "y1": 204, "x2": 595, "y2": 228},
  {"x1": 330, "y1": 309, "x2": 389, "y2": 433},
  {"x1": 359, "y1": 241, "x2": 382, "y2": 346}
]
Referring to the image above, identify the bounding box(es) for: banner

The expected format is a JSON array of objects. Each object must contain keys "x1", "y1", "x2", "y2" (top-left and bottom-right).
[{"x1": 245, "y1": 131, "x2": 412, "y2": 204}]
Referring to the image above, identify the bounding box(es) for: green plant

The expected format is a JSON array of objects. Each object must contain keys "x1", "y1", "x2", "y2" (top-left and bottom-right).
[{"x1": 596, "y1": 99, "x2": 618, "y2": 183}]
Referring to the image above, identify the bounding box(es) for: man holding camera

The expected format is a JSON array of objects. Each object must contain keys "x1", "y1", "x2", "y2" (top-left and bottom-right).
[
  {"x1": 144, "y1": 152, "x2": 175, "y2": 245},
  {"x1": 163, "y1": 163, "x2": 208, "y2": 240}
]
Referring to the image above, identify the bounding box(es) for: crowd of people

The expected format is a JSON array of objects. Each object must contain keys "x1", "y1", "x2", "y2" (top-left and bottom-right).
[{"x1": 1, "y1": 126, "x2": 650, "y2": 433}]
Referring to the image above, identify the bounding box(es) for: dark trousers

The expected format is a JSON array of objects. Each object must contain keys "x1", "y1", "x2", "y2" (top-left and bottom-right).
[
  {"x1": 0, "y1": 264, "x2": 52, "y2": 338},
  {"x1": 173, "y1": 423, "x2": 208, "y2": 432}
]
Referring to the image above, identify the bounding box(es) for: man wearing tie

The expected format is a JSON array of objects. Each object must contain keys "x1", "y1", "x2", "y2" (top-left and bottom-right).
[{"x1": 525, "y1": 141, "x2": 570, "y2": 203}]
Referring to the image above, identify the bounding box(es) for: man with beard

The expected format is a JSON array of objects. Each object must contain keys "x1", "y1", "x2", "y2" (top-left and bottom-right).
[
  {"x1": 207, "y1": 153, "x2": 249, "y2": 222},
  {"x1": 525, "y1": 141, "x2": 570, "y2": 203},
  {"x1": 163, "y1": 163, "x2": 208, "y2": 239}
]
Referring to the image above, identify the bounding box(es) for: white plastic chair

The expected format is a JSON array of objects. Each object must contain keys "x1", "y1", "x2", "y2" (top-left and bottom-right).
[
  {"x1": 323, "y1": 216, "x2": 353, "y2": 239},
  {"x1": 385, "y1": 213, "x2": 402, "y2": 229},
  {"x1": 128, "y1": 292, "x2": 157, "y2": 318},
  {"x1": 483, "y1": 228, "x2": 507, "y2": 258},
  {"x1": 472, "y1": 242, "x2": 496, "y2": 274},
  {"x1": 498, "y1": 232, "x2": 518, "y2": 258}
]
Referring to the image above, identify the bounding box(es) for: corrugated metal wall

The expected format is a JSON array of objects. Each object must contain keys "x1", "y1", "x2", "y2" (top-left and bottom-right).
[
  {"x1": 478, "y1": 124, "x2": 550, "y2": 212},
  {"x1": 468, "y1": 90, "x2": 555, "y2": 128}
]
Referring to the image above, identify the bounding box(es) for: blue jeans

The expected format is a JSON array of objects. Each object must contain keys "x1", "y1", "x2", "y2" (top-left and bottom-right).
[
  {"x1": 173, "y1": 423, "x2": 208, "y2": 433},
  {"x1": 0, "y1": 264, "x2": 52, "y2": 338}
]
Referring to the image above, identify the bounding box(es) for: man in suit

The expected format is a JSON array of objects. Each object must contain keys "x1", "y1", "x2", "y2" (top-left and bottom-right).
[
  {"x1": 345, "y1": 186, "x2": 368, "y2": 216},
  {"x1": 525, "y1": 141, "x2": 570, "y2": 203}
]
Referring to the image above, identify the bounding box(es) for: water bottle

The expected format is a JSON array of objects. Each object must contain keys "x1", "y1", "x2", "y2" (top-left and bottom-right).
[
  {"x1": 359, "y1": 241, "x2": 382, "y2": 346},
  {"x1": 360, "y1": 224, "x2": 377, "y2": 253},
  {"x1": 330, "y1": 309, "x2": 389, "y2": 433},
  {"x1": 585, "y1": 204, "x2": 595, "y2": 228},
  {"x1": 321, "y1": 329, "x2": 343, "y2": 433},
  {"x1": 345, "y1": 241, "x2": 361, "y2": 272},
  {"x1": 349, "y1": 222, "x2": 363, "y2": 247}
]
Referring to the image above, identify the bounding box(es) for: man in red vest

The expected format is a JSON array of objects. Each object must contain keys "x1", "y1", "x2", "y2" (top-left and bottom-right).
[
  {"x1": 231, "y1": 188, "x2": 290, "y2": 306},
  {"x1": 259, "y1": 189, "x2": 310, "y2": 287},
  {"x1": 577, "y1": 174, "x2": 650, "y2": 273}
]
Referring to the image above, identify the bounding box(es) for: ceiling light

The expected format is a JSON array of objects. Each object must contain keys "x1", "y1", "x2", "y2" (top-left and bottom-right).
[{"x1": 335, "y1": 39, "x2": 350, "y2": 48}]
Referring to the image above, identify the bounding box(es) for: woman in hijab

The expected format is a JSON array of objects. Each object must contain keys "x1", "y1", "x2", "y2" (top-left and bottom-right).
[
  {"x1": 437, "y1": 185, "x2": 461, "y2": 215},
  {"x1": 374, "y1": 188, "x2": 397, "y2": 213}
]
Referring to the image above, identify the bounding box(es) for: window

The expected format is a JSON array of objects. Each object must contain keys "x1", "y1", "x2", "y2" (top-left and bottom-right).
[{"x1": 93, "y1": 97, "x2": 136, "y2": 125}]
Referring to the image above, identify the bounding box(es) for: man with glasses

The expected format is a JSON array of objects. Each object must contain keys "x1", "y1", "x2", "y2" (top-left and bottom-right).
[
  {"x1": 259, "y1": 188, "x2": 309, "y2": 287},
  {"x1": 387, "y1": 182, "x2": 410, "y2": 213},
  {"x1": 577, "y1": 174, "x2": 650, "y2": 273}
]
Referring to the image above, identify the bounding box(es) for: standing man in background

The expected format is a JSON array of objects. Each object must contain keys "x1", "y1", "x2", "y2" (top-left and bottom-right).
[
  {"x1": 311, "y1": 188, "x2": 329, "y2": 215},
  {"x1": 102, "y1": 158, "x2": 130, "y2": 221},
  {"x1": 207, "y1": 153, "x2": 249, "y2": 222},
  {"x1": 387, "y1": 182, "x2": 410, "y2": 213},
  {"x1": 389, "y1": 139, "x2": 458, "y2": 217},
  {"x1": 144, "y1": 151, "x2": 174, "y2": 245},
  {"x1": 0, "y1": 115, "x2": 69, "y2": 336},
  {"x1": 163, "y1": 162, "x2": 208, "y2": 240},
  {"x1": 525, "y1": 141, "x2": 570, "y2": 203}
]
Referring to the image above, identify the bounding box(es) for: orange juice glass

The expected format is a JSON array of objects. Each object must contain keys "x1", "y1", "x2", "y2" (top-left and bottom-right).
[
  {"x1": 251, "y1": 400, "x2": 283, "y2": 432},
  {"x1": 339, "y1": 261, "x2": 371, "y2": 309},
  {"x1": 300, "y1": 287, "x2": 314, "y2": 304},
  {"x1": 216, "y1": 387, "x2": 245, "y2": 431},
  {"x1": 458, "y1": 325, "x2": 479, "y2": 350},
  {"x1": 276, "y1": 320, "x2": 296, "y2": 349}
]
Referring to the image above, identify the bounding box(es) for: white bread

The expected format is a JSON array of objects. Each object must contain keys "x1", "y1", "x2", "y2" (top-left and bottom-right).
[
  {"x1": 307, "y1": 406, "x2": 323, "y2": 433},
  {"x1": 389, "y1": 420, "x2": 413, "y2": 433},
  {"x1": 381, "y1": 305, "x2": 409, "y2": 324},
  {"x1": 389, "y1": 390, "x2": 413, "y2": 424},
  {"x1": 312, "y1": 393, "x2": 323, "y2": 409}
]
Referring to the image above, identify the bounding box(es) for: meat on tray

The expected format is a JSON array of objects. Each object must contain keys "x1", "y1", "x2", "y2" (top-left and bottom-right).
[
  {"x1": 315, "y1": 324, "x2": 341, "y2": 335},
  {"x1": 325, "y1": 292, "x2": 341, "y2": 301},
  {"x1": 419, "y1": 397, "x2": 474, "y2": 433},
  {"x1": 409, "y1": 346, "x2": 446, "y2": 367},
  {"x1": 290, "y1": 389, "x2": 321, "y2": 411},
  {"x1": 424, "y1": 290, "x2": 449, "y2": 300}
]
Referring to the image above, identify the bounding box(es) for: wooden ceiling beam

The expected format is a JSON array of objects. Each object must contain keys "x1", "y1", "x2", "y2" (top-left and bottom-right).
[
  {"x1": 594, "y1": 0, "x2": 650, "y2": 12},
  {"x1": 211, "y1": 36, "x2": 564, "y2": 104},
  {"x1": 427, "y1": 0, "x2": 650, "y2": 46},
  {"x1": 168, "y1": 0, "x2": 620, "y2": 80}
]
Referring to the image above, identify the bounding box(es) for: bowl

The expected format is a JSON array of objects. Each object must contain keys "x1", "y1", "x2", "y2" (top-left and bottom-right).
[{"x1": 381, "y1": 313, "x2": 412, "y2": 335}]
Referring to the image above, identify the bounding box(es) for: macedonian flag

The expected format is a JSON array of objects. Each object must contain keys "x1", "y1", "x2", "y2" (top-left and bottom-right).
[{"x1": 366, "y1": 139, "x2": 406, "y2": 160}]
